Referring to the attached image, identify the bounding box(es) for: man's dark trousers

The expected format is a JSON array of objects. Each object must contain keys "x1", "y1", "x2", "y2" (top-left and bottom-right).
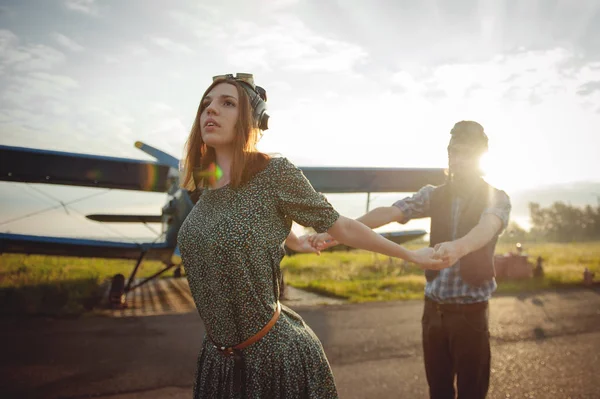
[{"x1": 421, "y1": 297, "x2": 491, "y2": 399}]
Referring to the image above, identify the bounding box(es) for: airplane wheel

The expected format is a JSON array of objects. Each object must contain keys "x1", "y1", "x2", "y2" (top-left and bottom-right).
[
  {"x1": 173, "y1": 266, "x2": 182, "y2": 278},
  {"x1": 109, "y1": 273, "x2": 126, "y2": 307}
]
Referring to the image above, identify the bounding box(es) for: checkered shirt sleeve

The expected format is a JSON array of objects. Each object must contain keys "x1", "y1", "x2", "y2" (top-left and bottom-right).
[
  {"x1": 481, "y1": 189, "x2": 512, "y2": 233},
  {"x1": 392, "y1": 185, "x2": 436, "y2": 224}
]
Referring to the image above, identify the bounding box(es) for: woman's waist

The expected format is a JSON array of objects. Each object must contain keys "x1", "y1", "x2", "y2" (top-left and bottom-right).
[{"x1": 201, "y1": 302, "x2": 281, "y2": 347}]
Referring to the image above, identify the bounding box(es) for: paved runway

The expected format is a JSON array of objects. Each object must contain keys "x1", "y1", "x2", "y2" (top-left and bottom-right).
[
  {"x1": 96, "y1": 277, "x2": 344, "y2": 318},
  {"x1": 1, "y1": 286, "x2": 599, "y2": 398}
]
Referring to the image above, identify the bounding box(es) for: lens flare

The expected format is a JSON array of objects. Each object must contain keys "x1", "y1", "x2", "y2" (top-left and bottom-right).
[
  {"x1": 193, "y1": 163, "x2": 224, "y2": 187},
  {"x1": 141, "y1": 164, "x2": 158, "y2": 191}
]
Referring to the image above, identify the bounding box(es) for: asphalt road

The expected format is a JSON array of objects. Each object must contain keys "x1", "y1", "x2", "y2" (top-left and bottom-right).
[{"x1": 1, "y1": 288, "x2": 599, "y2": 399}]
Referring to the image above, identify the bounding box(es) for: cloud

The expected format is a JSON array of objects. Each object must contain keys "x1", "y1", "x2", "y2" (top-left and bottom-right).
[
  {"x1": 129, "y1": 44, "x2": 149, "y2": 57},
  {"x1": 0, "y1": 30, "x2": 65, "y2": 72},
  {"x1": 577, "y1": 81, "x2": 600, "y2": 96},
  {"x1": 150, "y1": 37, "x2": 194, "y2": 55},
  {"x1": 54, "y1": 33, "x2": 84, "y2": 52},
  {"x1": 0, "y1": 5, "x2": 14, "y2": 17},
  {"x1": 528, "y1": 88, "x2": 543, "y2": 106},
  {"x1": 390, "y1": 70, "x2": 448, "y2": 101},
  {"x1": 423, "y1": 88, "x2": 447, "y2": 101},
  {"x1": 227, "y1": 16, "x2": 368, "y2": 73},
  {"x1": 146, "y1": 103, "x2": 188, "y2": 153},
  {"x1": 0, "y1": 29, "x2": 80, "y2": 148},
  {"x1": 151, "y1": 102, "x2": 175, "y2": 113},
  {"x1": 383, "y1": 46, "x2": 600, "y2": 111},
  {"x1": 171, "y1": 7, "x2": 367, "y2": 74},
  {"x1": 391, "y1": 71, "x2": 422, "y2": 92},
  {"x1": 258, "y1": 0, "x2": 301, "y2": 11},
  {"x1": 64, "y1": 0, "x2": 99, "y2": 16},
  {"x1": 464, "y1": 83, "x2": 483, "y2": 98},
  {"x1": 427, "y1": 47, "x2": 597, "y2": 106}
]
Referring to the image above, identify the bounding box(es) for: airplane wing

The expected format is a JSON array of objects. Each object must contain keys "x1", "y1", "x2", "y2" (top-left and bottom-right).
[
  {"x1": 0, "y1": 145, "x2": 171, "y2": 192},
  {"x1": 380, "y1": 230, "x2": 427, "y2": 245},
  {"x1": 0, "y1": 233, "x2": 172, "y2": 261},
  {"x1": 86, "y1": 214, "x2": 163, "y2": 223},
  {"x1": 300, "y1": 167, "x2": 445, "y2": 193},
  {"x1": 2, "y1": 145, "x2": 445, "y2": 194}
]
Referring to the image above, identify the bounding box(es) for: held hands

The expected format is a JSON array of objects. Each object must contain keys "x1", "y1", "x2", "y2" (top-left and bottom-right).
[
  {"x1": 289, "y1": 234, "x2": 322, "y2": 255},
  {"x1": 303, "y1": 232, "x2": 464, "y2": 270},
  {"x1": 431, "y1": 241, "x2": 466, "y2": 268},
  {"x1": 411, "y1": 241, "x2": 468, "y2": 270},
  {"x1": 307, "y1": 232, "x2": 339, "y2": 251},
  {"x1": 410, "y1": 247, "x2": 451, "y2": 270},
  {"x1": 410, "y1": 241, "x2": 468, "y2": 270}
]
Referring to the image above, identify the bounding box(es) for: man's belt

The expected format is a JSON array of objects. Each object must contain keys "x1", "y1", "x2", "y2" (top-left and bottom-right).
[{"x1": 425, "y1": 296, "x2": 488, "y2": 313}]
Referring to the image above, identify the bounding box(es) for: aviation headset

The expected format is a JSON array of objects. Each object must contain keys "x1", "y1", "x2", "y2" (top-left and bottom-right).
[
  {"x1": 446, "y1": 120, "x2": 488, "y2": 182},
  {"x1": 212, "y1": 73, "x2": 270, "y2": 131}
]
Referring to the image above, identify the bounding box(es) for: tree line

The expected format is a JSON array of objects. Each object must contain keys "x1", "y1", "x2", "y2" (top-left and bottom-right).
[{"x1": 503, "y1": 201, "x2": 600, "y2": 243}]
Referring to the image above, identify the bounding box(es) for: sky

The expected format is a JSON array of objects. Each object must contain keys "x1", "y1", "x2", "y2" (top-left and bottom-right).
[{"x1": 1, "y1": 0, "x2": 600, "y2": 241}]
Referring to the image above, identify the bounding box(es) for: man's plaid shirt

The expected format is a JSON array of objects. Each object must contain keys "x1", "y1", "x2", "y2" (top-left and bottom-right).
[{"x1": 393, "y1": 184, "x2": 511, "y2": 304}]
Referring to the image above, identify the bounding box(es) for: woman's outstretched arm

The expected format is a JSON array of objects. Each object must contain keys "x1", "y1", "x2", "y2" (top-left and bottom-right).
[{"x1": 327, "y1": 215, "x2": 449, "y2": 269}]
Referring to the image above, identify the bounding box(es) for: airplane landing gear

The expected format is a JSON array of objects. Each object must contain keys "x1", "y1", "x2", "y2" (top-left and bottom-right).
[
  {"x1": 106, "y1": 249, "x2": 179, "y2": 309},
  {"x1": 173, "y1": 266, "x2": 182, "y2": 278},
  {"x1": 109, "y1": 273, "x2": 127, "y2": 308}
]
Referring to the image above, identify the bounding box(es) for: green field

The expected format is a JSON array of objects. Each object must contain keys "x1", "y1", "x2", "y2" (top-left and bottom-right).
[
  {"x1": 0, "y1": 255, "x2": 167, "y2": 316},
  {"x1": 280, "y1": 241, "x2": 600, "y2": 302},
  {"x1": 1, "y1": 241, "x2": 599, "y2": 316}
]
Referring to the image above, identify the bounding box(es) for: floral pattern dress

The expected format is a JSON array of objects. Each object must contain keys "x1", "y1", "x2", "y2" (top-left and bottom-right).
[{"x1": 177, "y1": 157, "x2": 340, "y2": 398}]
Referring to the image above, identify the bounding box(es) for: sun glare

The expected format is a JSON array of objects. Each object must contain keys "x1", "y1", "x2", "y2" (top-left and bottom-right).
[{"x1": 480, "y1": 152, "x2": 524, "y2": 194}]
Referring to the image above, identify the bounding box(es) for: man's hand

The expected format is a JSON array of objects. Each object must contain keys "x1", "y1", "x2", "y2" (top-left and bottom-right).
[
  {"x1": 410, "y1": 247, "x2": 451, "y2": 270},
  {"x1": 433, "y1": 241, "x2": 467, "y2": 267},
  {"x1": 307, "y1": 233, "x2": 339, "y2": 251}
]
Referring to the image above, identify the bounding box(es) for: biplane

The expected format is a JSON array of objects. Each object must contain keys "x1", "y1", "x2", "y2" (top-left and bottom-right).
[{"x1": 0, "y1": 142, "x2": 445, "y2": 305}]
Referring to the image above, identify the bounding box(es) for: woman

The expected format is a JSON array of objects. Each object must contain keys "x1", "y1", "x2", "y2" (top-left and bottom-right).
[{"x1": 177, "y1": 73, "x2": 448, "y2": 398}]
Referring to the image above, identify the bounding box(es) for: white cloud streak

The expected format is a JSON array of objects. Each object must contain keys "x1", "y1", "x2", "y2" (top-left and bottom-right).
[
  {"x1": 170, "y1": 7, "x2": 368, "y2": 74},
  {"x1": 150, "y1": 37, "x2": 194, "y2": 55},
  {"x1": 54, "y1": 33, "x2": 84, "y2": 52},
  {"x1": 64, "y1": 0, "x2": 99, "y2": 16},
  {"x1": 0, "y1": 30, "x2": 65, "y2": 71}
]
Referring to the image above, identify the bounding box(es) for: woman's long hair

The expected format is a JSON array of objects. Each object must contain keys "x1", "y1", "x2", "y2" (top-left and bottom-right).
[{"x1": 181, "y1": 78, "x2": 270, "y2": 191}]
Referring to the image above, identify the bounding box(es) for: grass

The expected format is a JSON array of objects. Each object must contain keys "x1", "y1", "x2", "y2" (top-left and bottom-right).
[
  {"x1": 281, "y1": 250, "x2": 428, "y2": 302},
  {"x1": 1, "y1": 241, "x2": 599, "y2": 316},
  {"x1": 281, "y1": 241, "x2": 600, "y2": 302},
  {"x1": 495, "y1": 241, "x2": 600, "y2": 287},
  {"x1": 0, "y1": 255, "x2": 168, "y2": 317}
]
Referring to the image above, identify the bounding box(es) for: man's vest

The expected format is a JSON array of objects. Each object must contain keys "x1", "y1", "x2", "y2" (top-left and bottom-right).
[{"x1": 426, "y1": 179, "x2": 498, "y2": 287}]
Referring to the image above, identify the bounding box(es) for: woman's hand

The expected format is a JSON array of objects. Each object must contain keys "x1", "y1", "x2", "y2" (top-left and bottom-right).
[
  {"x1": 308, "y1": 232, "x2": 339, "y2": 251},
  {"x1": 409, "y1": 247, "x2": 451, "y2": 270}
]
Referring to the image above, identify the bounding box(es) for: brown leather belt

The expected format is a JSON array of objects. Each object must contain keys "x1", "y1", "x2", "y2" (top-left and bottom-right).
[
  {"x1": 209, "y1": 302, "x2": 281, "y2": 396},
  {"x1": 214, "y1": 301, "x2": 281, "y2": 355},
  {"x1": 425, "y1": 296, "x2": 488, "y2": 313}
]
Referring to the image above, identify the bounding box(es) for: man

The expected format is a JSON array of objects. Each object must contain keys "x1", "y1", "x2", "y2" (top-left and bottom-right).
[{"x1": 312, "y1": 120, "x2": 511, "y2": 398}]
